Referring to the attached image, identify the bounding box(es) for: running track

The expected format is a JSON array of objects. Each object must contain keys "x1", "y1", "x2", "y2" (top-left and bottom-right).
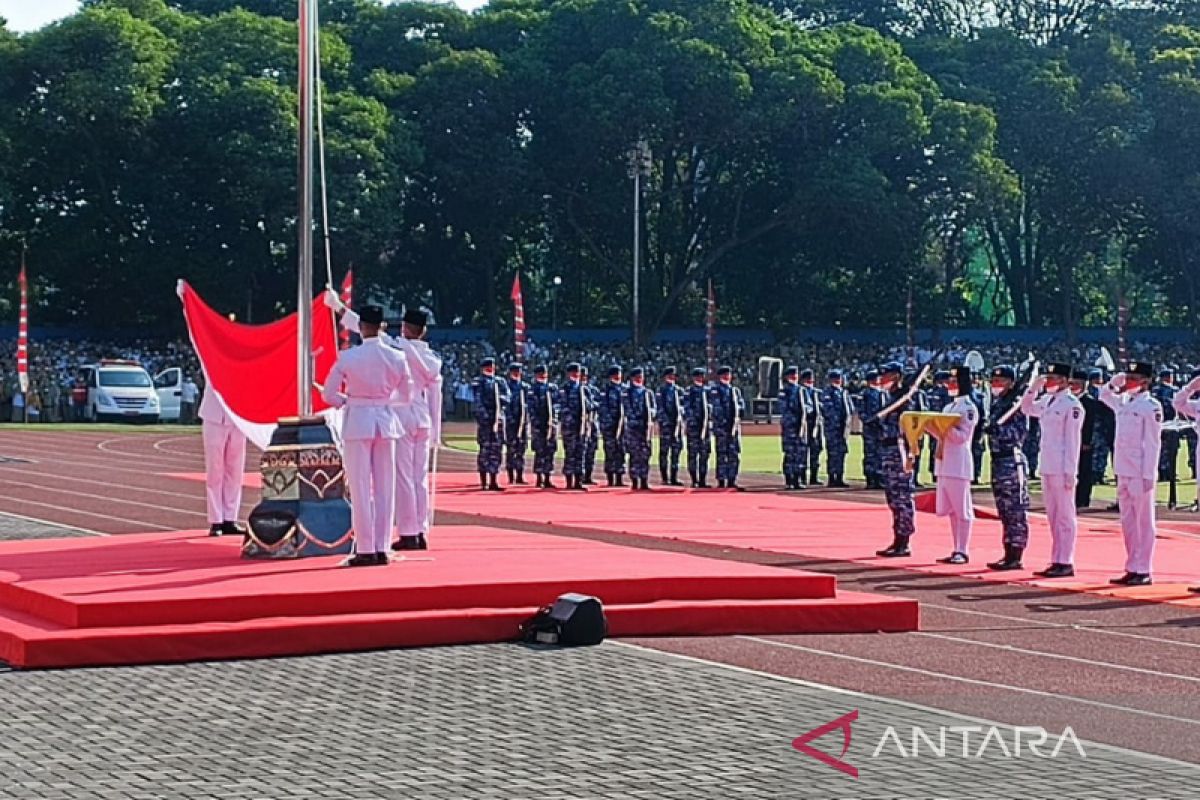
[{"x1": 0, "y1": 428, "x2": 1197, "y2": 764}]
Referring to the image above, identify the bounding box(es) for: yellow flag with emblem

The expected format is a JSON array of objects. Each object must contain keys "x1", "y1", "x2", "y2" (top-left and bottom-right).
[{"x1": 900, "y1": 411, "x2": 962, "y2": 460}]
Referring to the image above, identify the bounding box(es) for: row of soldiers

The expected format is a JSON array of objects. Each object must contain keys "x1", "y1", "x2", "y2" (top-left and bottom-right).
[{"x1": 471, "y1": 360, "x2": 747, "y2": 491}]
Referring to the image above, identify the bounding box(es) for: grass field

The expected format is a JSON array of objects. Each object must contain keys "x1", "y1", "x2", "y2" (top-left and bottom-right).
[{"x1": 445, "y1": 432, "x2": 1199, "y2": 505}]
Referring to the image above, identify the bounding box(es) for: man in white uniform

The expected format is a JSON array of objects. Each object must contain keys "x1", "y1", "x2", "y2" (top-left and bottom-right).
[
  {"x1": 199, "y1": 381, "x2": 248, "y2": 538},
  {"x1": 1173, "y1": 369, "x2": 1200, "y2": 593},
  {"x1": 1021, "y1": 363, "x2": 1085, "y2": 577},
  {"x1": 321, "y1": 305, "x2": 411, "y2": 567},
  {"x1": 929, "y1": 365, "x2": 978, "y2": 565},
  {"x1": 1100, "y1": 362, "x2": 1163, "y2": 586},
  {"x1": 329, "y1": 293, "x2": 443, "y2": 551}
]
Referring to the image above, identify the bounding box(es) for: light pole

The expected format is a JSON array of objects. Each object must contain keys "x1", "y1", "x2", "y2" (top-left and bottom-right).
[
  {"x1": 552, "y1": 275, "x2": 562, "y2": 331},
  {"x1": 627, "y1": 139, "x2": 652, "y2": 350}
]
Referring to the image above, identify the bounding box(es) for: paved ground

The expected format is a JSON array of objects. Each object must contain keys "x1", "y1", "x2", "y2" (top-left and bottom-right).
[
  {"x1": 1, "y1": 427, "x2": 1199, "y2": 797},
  {"x1": 2, "y1": 641, "x2": 1196, "y2": 800}
]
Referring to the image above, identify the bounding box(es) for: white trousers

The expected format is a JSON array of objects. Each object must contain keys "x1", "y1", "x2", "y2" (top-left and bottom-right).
[
  {"x1": 203, "y1": 420, "x2": 246, "y2": 525},
  {"x1": 394, "y1": 427, "x2": 432, "y2": 538},
  {"x1": 344, "y1": 437, "x2": 397, "y2": 555},
  {"x1": 936, "y1": 476, "x2": 974, "y2": 554},
  {"x1": 1042, "y1": 473, "x2": 1077, "y2": 565},
  {"x1": 1117, "y1": 477, "x2": 1156, "y2": 574}
]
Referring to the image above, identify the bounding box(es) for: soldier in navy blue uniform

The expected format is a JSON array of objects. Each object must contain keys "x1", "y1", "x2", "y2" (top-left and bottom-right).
[
  {"x1": 779, "y1": 366, "x2": 806, "y2": 489},
  {"x1": 558, "y1": 363, "x2": 588, "y2": 491},
  {"x1": 623, "y1": 367, "x2": 656, "y2": 491},
  {"x1": 530, "y1": 365, "x2": 559, "y2": 489},
  {"x1": 983, "y1": 365, "x2": 1030, "y2": 570},
  {"x1": 1072, "y1": 368, "x2": 1100, "y2": 509},
  {"x1": 683, "y1": 367, "x2": 713, "y2": 488},
  {"x1": 581, "y1": 366, "x2": 600, "y2": 485},
  {"x1": 1152, "y1": 367, "x2": 1179, "y2": 482},
  {"x1": 711, "y1": 366, "x2": 746, "y2": 490},
  {"x1": 969, "y1": 378, "x2": 986, "y2": 484},
  {"x1": 504, "y1": 363, "x2": 531, "y2": 485},
  {"x1": 821, "y1": 369, "x2": 854, "y2": 488},
  {"x1": 905, "y1": 369, "x2": 930, "y2": 489},
  {"x1": 857, "y1": 370, "x2": 883, "y2": 488},
  {"x1": 925, "y1": 371, "x2": 952, "y2": 482},
  {"x1": 1089, "y1": 368, "x2": 1115, "y2": 485},
  {"x1": 656, "y1": 367, "x2": 686, "y2": 486},
  {"x1": 1023, "y1": 417, "x2": 1041, "y2": 481},
  {"x1": 599, "y1": 366, "x2": 627, "y2": 486},
  {"x1": 800, "y1": 369, "x2": 824, "y2": 486},
  {"x1": 472, "y1": 357, "x2": 509, "y2": 491},
  {"x1": 873, "y1": 362, "x2": 920, "y2": 557}
]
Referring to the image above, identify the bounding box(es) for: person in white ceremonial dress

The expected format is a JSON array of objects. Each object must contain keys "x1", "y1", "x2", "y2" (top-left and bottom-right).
[
  {"x1": 927, "y1": 365, "x2": 979, "y2": 565},
  {"x1": 199, "y1": 381, "x2": 248, "y2": 538}
]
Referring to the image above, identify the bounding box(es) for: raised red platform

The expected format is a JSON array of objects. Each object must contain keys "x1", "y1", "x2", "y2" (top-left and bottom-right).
[{"x1": 0, "y1": 525, "x2": 917, "y2": 669}]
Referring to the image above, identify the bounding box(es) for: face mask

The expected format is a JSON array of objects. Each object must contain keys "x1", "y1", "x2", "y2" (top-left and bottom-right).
[{"x1": 990, "y1": 387, "x2": 1004, "y2": 398}]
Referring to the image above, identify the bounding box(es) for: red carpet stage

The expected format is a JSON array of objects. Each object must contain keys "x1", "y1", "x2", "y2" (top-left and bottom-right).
[
  {"x1": 433, "y1": 474, "x2": 1200, "y2": 608},
  {"x1": 0, "y1": 526, "x2": 916, "y2": 669}
]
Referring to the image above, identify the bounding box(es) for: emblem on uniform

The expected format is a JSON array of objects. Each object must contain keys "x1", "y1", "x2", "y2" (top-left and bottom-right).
[
  {"x1": 1155, "y1": 411, "x2": 1163, "y2": 422},
  {"x1": 1072, "y1": 408, "x2": 1080, "y2": 419}
]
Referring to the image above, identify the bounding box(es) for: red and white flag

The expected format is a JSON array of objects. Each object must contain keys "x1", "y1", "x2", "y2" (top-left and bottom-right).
[
  {"x1": 705, "y1": 278, "x2": 717, "y2": 377},
  {"x1": 511, "y1": 273, "x2": 526, "y2": 357},
  {"x1": 17, "y1": 254, "x2": 29, "y2": 395},
  {"x1": 338, "y1": 269, "x2": 353, "y2": 349}
]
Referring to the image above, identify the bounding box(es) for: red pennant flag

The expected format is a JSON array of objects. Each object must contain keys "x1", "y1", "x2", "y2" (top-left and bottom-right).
[
  {"x1": 511, "y1": 273, "x2": 526, "y2": 357},
  {"x1": 17, "y1": 254, "x2": 29, "y2": 395},
  {"x1": 706, "y1": 278, "x2": 717, "y2": 377},
  {"x1": 338, "y1": 269, "x2": 354, "y2": 350}
]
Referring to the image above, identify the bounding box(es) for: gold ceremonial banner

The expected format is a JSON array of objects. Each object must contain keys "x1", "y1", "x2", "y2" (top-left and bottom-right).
[{"x1": 900, "y1": 411, "x2": 962, "y2": 460}]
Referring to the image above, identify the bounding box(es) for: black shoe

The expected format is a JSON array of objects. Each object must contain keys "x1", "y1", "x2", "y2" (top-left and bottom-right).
[
  {"x1": 1189, "y1": 585, "x2": 1200, "y2": 594},
  {"x1": 660, "y1": 469, "x2": 670, "y2": 485},
  {"x1": 487, "y1": 476, "x2": 504, "y2": 492},
  {"x1": 717, "y1": 479, "x2": 727, "y2": 489},
  {"x1": 1122, "y1": 573, "x2": 1152, "y2": 586},
  {"x1": 606, "y1": 474, "x2": 614, "y2": 487},
  {"x1": 222, "y1": 521, "x2": 248, "y2": 537},
  {"x1": 343, "y1": 553, "x2": 385, "y2": 568},
  {"x1": 515, "y1": 471, "x2": 527, "y2": 485},
  {"x1": 937, "y1": 552, "x2": 969, "y2": 565},
  {"x1": 987, "y1": 545, "x2": 1024, "y2": 571},
  {"x1": 507, "y1": 468, "x2": 515, "y2": 485},
  {"x1": 479, "y1": 471, "x2": 488, "y2": 490},
  {"x1": 208, "y1": 524, "x2": 224, "y2": 537},
  {"x1": 543, "y1": 476, "x2": 558, "y2": 489},
  {"x1": 1035, "y1": 563, "x2": 1075, "y2": 578},
  {"x1": 876, "y1": 535, "x2": 911, "y2": 558},
  {"x1": 391, "y1": 534, "x2": 428, "y2": 552},
  {"x1": 615, "y1": 475, "x2": 625, "y2": 487},
  {"x1": 1109, "y1": 572, "x2": 1140, "y2": 585}
]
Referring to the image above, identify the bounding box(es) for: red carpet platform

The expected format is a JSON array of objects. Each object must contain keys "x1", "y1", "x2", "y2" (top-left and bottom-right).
[
  {"x1": 434, "y1": 474, "x2": 1200, "y2": 608},
  {"x1": 0, "y1": 525, "x2": 916, "y2": 669}
]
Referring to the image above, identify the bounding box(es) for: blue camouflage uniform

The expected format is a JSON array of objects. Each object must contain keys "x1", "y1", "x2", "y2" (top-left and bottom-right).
[
  {"x1": 683, "y1": 370, "x2": 713, "y2": 487},
  {"x1": 504, "y1": 366, "x2": 531, "y2": 482},
  {"x1": 857, "y1": 372, "x2": 883, "y2": 488},
  {"x1": 801, "y1": 372, "x2": 824, "y2": 485},
  {"x1": 985, "y1": 375, "x2": 1030, "y2": 550},
  {"x1": 1023, "y1": 417, "x2": 1041, "y2": 479},
  {"x1": 623, "y1": 369, "x2": 656, "y2": 486},
  {"x1": 558, "y1": 366, "x2": 588, "y2": 488},
  {"x1": 969, "y1": 387, "x2": 986, "y2": 483},
  {"x1": 779, "y1": 370, "x2": 806, "y2": 488},
  {"x1": 821, "y1": 372, "x2": 854, "y2": 487},
  {"x1": 530, "y1": 367, "x2": 559, "y2": 486},
  {"x1": 583, "y1": 374, "x2": 600, "y2": 484},
  {"x1": 1088, "y1": 373, "x2": 1115, "y2": 482},
  {"x1": 1152, "y1": 374, "x2": 1179, "y2": 481},
  {"x1": 472, "y1": 361, "x2": 509, "y2": 486},
  {"x1": 870, "y1": 365, "x2": 916, "y2": 544},
  {"x1": 656, "y1": 370, "x2": 686, "y2": 486},
  {"x1": 599, "y1": 368, "x2": 627, "y2": 482},
  {"x1": 710, "y1": 368, "x2": 745, "y2": 487}
]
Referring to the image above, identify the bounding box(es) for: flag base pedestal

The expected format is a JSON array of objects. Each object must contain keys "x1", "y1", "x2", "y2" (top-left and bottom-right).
[{"x1": 243, "y1": 417, "x2": 353, "y2": 559}]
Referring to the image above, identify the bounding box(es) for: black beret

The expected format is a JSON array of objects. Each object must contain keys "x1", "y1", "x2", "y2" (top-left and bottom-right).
[
  {"x1": 480, "y1": 357, "x2": 496, "y2": 369},
  {"x1": 508, "y1": 362, "x2": 523, "y2": 373},
  {"x1": 717, "y1": 365, "x2": 733, "y2": 376},
  {"x1": 359, "y1": 305, "x2": 385, "y2": 325},
  {"x1": 800, "y1": 368, "x2": 814, "y2": 380},
  {"x1": 663, "y1": 366, "x2": 677, "y2": 377},
  {"x1": 783, "y1": 366, "x2": 800, "y2": 377},
  {"x1": 629, "y1": 367, "x2": 644, "y2": 378},
  {"x1": 607, "y1": 365, "x2": 623, "y2": 378},
  {"x1": 691, "y1": 367, "x2": 706, "y2": 377}
]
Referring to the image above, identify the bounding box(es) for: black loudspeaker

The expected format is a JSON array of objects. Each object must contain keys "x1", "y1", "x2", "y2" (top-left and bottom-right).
[
  {"x1": 757, "y1": 357, "x2": 782, "y2": 400},
  {"x1": 521, "y1": 593, "x2": 607, "y2": 646}
]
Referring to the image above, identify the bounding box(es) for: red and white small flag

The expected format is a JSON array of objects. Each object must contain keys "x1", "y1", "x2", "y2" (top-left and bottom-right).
[
  {"x1": 338, "y1": 269, "x2": 353, "y2": 349},
  {"x1": 17, "y1": 254, "x2": 29, "y2": 395},
  {"x1": 511, "y1": 273, "x2": 526, "y2": 357}
]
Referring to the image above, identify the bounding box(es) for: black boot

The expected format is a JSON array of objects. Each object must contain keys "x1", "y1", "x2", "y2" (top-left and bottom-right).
[
  {"x1": 876, "y1": 535, "x2": 911, "y2": 558},
  {"x1": 698, "y1": 470, "x2": 710, "y2": 489},
  {"x1": 642, "y1": 477, "x2": 653, "y2": 491},
  {"x1": 809, "y1": 468, "x2": 819, "y2": 486},
  {"x1": 515, "y1": 470, "x2": 527, "y2": 485},
  {"x1": 615, "y1": 475, "x2": 625, "y2": 487},
  {"x1": 543, "y1": 474, "x2": 557, "y2": 489},
  {"x1": 479, "y1": 471, "x2": 488, "y2": 490},
  {"x1": 606, "y1": 473, "x2": 614, "y2": 487},
  {"x1": 987, "y1": 544, "x2": 1024, "y2": 571},
  {"x1": 660, "y1": 465, "x2": 670, "y2": 485},
  {"x1": 488, "y1": 474, "x2": 504, "y2": 492},
  {"x1": 507, "y1": 468, "x2": 515, "y2": 485},
  {"x1": 1035, "y1": 563, "x2": 1074, "y2": 578},
  {"x1": 670, "y1": 467, "x2": 683, "y2": 486},
  {"x1": 689, "y1": 470, "x2": 699, "y2": 488}
]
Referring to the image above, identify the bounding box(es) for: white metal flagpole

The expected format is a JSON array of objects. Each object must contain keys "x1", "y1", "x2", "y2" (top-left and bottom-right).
[{"x1": 297, "y1": 0, "x2": 316, "y2": 417}]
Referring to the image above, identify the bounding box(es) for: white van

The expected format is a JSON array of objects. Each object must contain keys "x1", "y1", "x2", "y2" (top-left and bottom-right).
[{"x1": 80, "y1": 360, "x2": 175, "y2": 423}]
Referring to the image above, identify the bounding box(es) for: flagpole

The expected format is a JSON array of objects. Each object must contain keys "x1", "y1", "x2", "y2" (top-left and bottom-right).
[{"x1": 296, "y1": 0, "x2": 316, "y2": 417}]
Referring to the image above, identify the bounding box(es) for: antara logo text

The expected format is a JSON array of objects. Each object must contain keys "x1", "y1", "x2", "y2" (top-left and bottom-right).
[{"x1": 792, "y1": 711, "x2": 1087, "y2": 778}]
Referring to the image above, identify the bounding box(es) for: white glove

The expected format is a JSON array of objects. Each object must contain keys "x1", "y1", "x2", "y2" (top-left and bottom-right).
[
  {"x1": 1110, "y1": 373, "x2": 1126, "y2": 389},
  {"x1": 323, "y1": 287, "x2": 344, "y2": 312},
  {"x1": 1031, "y1": 375, "x2": 1047, "y2": 392}
]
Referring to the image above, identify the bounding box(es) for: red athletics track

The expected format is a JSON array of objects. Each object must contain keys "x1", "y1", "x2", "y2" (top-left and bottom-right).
[{"x1": 0, "y1": 427, "x2": 1198, "y2": 763}]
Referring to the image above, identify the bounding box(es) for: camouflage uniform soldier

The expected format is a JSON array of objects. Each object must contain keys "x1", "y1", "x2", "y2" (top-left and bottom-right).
[
  {"x1": 1089, "y1": 369, "x2": 1115, "y2": 484},
  {"x1": 472, "y1": 357, "x2": 509, "y2": 491},
  {"x1": 779, "y1": 366, "x2": 807, "y2": 489},
  {"x1": 873, "y1": 362, "x2": 920, "y2": 557},
  {"x1": 599, "y1": 366, "x2": 627, "y2": 486},
  {"x1": 925, "y1": 371, "x2": 952, "y2": 482},
  {"x1": 558, "y1": 363, "x2": 587, "y2": 491},
  {"x1": 800, "y1": 369, "x2": 824, "y2": 486},
  {"x1": 857, "y1": 370, "x2": 883, "y2": 488},
  {"x1": 530, "y1": 365, "x2": 559, "y2": 489},
  {"x1": 683, "y1": 368, "x2": 713, "y2": 488},
  {"x1": 504, "y1": 363, "x2": 531, "y2": 485},
  {"x1": 623, "y1": 367, "x2": 656, "y2": 491},
  {"x1": 1023, "y1": 417, "x2": 1042, "y2": 480},
  {"x1": 581, "y1": 367, "x2": 600, "y2": 485},
  {"x1": 984, "y1": 365, "x2": 1030, "y2": 570},
  {"x1": 711, "y1": 365, "x2": 746, "y2": 490},
  {"x1": 821, "y1": 369, "x2": 853, "y2": 488},
  {"x1": 1152, "y1": 368, "x2": 1179, "y2": 482},
  {"x1": 656, "y1": 367, "x2": 686, "y2": 486}
]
